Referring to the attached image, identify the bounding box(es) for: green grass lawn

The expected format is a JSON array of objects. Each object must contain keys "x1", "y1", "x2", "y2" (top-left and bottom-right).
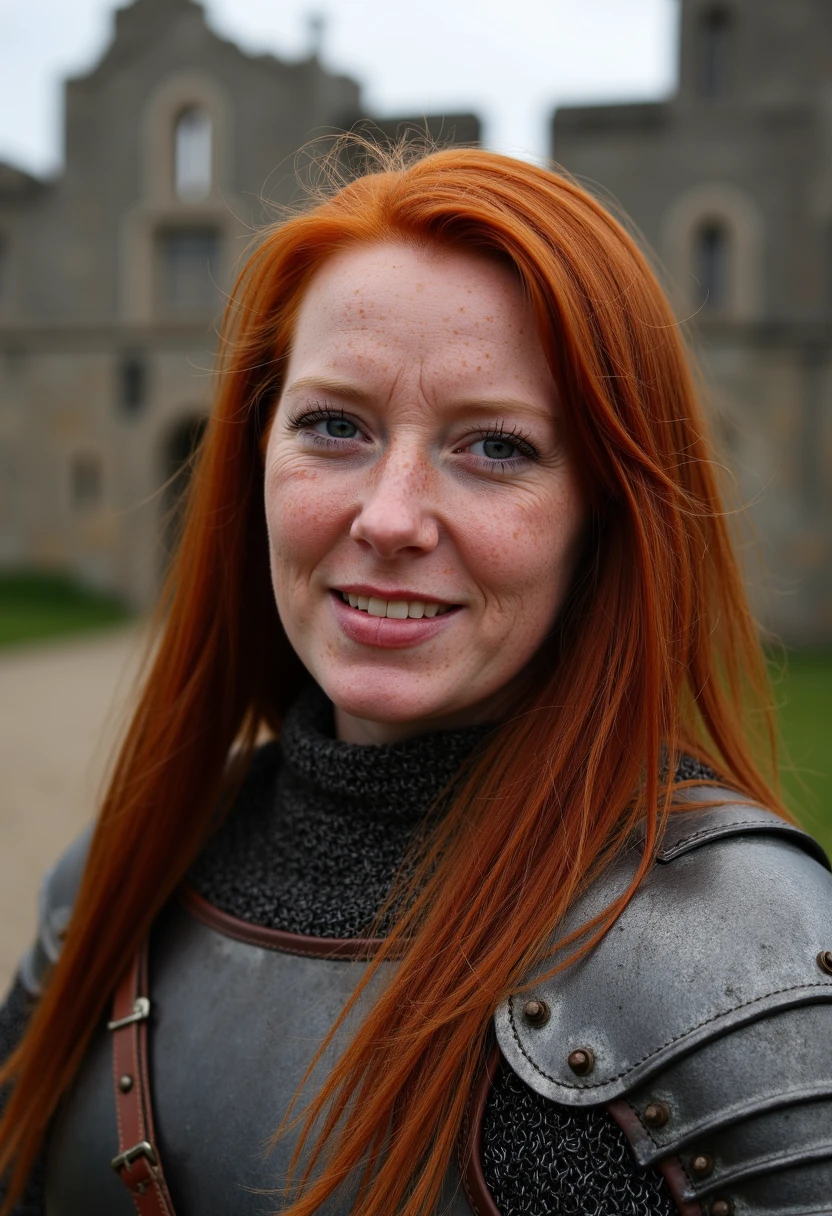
[
  {"x1": 773, "y1": 650, "x2": 832, "y2": 859},
  {"x1": 0, "y1": 571, "x2": 132, "y2": 650}
]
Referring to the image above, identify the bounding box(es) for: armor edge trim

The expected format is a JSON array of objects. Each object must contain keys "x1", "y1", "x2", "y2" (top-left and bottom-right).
[{"x1": 179, "y1": 885, "x2": 384, "y2": 960}]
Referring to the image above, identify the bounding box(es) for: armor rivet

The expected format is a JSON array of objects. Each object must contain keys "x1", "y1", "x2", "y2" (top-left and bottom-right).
[
  {"x1": 522, "y1": 999, "x2": 550, "y2": 1027},
  {"x1": 691, "y1": 1153, "x2": 714, "y2": 1178},
  {"x1": 642, "y1": 1100, "x2": 670, "y2": 1128},
  {"x1": 118, "y1": 1074, "x2": 134, "y2": 1094},
  {"x1": 567, "y1": 1048, "x2": 595, "y2": 1076},
  {"x1": 710, "y1": 1200, "x2": 733, "y2": 1216},
  {"x1": 817, "y1": 950, "x2": 832, "y2": 976}
]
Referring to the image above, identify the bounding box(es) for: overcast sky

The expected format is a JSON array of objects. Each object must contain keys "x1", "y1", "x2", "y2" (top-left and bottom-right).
[{"x1": 0, "y1": 0, "x2": 678, "y2": 177}]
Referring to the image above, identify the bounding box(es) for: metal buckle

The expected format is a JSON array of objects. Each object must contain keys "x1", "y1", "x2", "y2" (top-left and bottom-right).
[
  {"x1": 111, "y1": 1139, "x2": 158, "y2": 1176},
  {"x1": 107, "y1": 996, "x2": 151, "y2": 1032}
]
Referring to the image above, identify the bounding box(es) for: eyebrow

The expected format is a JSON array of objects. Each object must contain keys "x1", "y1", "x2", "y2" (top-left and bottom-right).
[
  {"x1": 282, "y1": 376, "x2": 556, "y2": 424},
  {"x1": 282, "y1": 375, "x2": 370, "y2": 402},
  {"x1": 452, "y1": 398, "x2": 557, "y2": 424}
]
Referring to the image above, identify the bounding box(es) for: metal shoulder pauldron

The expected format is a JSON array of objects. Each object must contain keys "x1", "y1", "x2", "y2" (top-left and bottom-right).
[
  {"x1": 494, "y1": 788, "x2": 832, "y2": 1215},
  {"x1": 19, "y1": 822, "x2": 93, "y2": 997}
]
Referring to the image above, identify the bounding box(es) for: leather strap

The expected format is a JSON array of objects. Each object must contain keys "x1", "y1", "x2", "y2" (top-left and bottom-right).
[
  {"x1": 109, "y1": 944, "x2": 177, "y2": 1216},
  {"x1": 458, "y1": 1043, "x2": 501, "y2": 1216},
  {"x1": 606, "y1": 1100, "x2": 703, "y2": 1216}
]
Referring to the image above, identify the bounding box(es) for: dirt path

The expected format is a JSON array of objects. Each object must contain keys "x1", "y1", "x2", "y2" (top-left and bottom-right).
[{"x1": 0, "y1": 625, "x2": 146, "y2": 992}]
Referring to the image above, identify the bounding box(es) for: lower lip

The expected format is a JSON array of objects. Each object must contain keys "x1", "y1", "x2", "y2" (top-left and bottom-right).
[{"x1": 331, "y1": 593, "x2": 460, "y2": 650}]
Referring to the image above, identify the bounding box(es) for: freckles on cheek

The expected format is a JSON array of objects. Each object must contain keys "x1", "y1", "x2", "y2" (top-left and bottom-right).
[
  {"x1": 461, "y1": 502, "x2": 547, "y2": 583},
  {"x1": 462, "y1": 491, "x2": 583, "y2": 610},
  {"x1": 266, "y1": 468, "x2": 341, "y2": 558}
]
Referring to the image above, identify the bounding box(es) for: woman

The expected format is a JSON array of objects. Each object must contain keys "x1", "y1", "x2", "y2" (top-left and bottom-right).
[{"x1": 1, "y1": 145, "x2": 831, "y2": 1216}]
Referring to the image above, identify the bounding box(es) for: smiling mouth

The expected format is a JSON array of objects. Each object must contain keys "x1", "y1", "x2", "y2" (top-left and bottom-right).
[{"x1": 337, "y1": 592, "x2": 454, "y2": 619}]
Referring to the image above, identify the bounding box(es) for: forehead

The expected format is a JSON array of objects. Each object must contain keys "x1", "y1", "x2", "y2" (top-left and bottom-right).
[{"x1": 284, "y1": 241, "x2": 554, "y2": 401}]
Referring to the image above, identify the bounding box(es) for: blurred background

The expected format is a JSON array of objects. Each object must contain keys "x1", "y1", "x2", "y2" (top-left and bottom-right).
[{"x1": 0, "y1": 0, "x2": 830, "y2": 985}]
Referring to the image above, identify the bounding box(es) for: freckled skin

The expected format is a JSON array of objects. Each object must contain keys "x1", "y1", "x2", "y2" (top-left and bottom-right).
[{"x1": 264, "y1": 243, "x2": 586, "y2": 745}]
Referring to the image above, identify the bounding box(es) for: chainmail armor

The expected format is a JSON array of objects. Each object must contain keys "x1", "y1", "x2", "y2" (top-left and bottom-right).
[
  {"x1": 190, "y1": 687, "x2": 715, "y2": 938},
  {"x1": 189, "y1": 687, "x2": 489, "y2": 938},
  {"x1": 481, "y1": 1060, "x2": 676, "y2": 1216}
]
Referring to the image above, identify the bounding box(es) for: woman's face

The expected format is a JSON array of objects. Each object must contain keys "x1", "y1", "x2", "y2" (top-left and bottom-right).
[{"x1": 265, "y1": 242, "x2": 586, "y2": 744}]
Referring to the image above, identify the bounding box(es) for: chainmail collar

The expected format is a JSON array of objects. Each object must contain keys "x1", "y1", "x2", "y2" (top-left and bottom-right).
[{"x1": 279, "y1": 682, "x2": 491, "y2": 822}]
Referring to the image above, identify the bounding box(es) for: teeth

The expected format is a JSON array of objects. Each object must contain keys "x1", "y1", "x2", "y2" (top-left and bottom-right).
[{"x1": 339, "y1": 593, "x2": 450, "y2": 619}]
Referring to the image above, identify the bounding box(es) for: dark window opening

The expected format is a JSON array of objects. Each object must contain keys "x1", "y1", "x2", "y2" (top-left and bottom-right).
[
  {"x1": 120, "y1": 352, "x2": 147, "y2": 416},
  {"x1": 698, "y1": 8, "x2": 733, "y2": 98},
  {"x1": 156, "y1": 227, "x2": 221, "y2": 319},
  {"x1": 162, "y1": 414, "x2": 209, "y2": 564},
  {"x1": 71, "y1": 452, "x2": 103, "y2": 509},
  {"x1": 695, "y1": 221, "x2": 731, "y2": 313}
]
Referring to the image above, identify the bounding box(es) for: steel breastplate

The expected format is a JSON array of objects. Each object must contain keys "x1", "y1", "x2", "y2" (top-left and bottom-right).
[{"x1": 44, "y1": 895, "x2": 476, "y2": 1216}]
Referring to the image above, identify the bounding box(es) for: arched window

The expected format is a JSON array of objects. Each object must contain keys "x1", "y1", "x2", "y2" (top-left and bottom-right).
[
  {"x1": 697, "y1": 8, "x2": 733, "y2": 98},
  {"x1": 694, "y1": 220, "x2": 731, "y2": 312},
  {"x1": 174, "y1": 106, "x2": 213, "y2": 202}
]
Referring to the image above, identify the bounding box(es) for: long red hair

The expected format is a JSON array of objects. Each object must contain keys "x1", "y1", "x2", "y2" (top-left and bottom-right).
[{"x1": 0, "y1": 145, "x2": 784, "y2": 1214}]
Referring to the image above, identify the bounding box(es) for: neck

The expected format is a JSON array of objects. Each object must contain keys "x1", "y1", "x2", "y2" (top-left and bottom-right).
[
  {"x1": 331, "y1": 667, "x2": 541, "y2": 745},
  {"x1": 334, "y1": 702, "x2": 503, "y2": 746}
]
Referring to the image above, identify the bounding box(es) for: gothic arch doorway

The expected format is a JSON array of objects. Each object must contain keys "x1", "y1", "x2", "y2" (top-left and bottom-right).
[{"x1": 160, "y1": 412, "x2": 208, "y2": 568}]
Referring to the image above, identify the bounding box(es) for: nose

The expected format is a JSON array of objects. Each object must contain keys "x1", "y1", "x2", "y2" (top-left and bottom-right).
[{"x1": 349, "y1": 445, "x2": 440, "y2": 558}]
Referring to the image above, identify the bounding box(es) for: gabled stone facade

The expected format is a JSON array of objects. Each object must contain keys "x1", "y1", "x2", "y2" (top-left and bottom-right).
[
  {"x1": 0, "y1": 0, "x2": 479, "y2": 607},
  {"x1": 552, "y1": 0, "x2": 832, "y2": 643}
]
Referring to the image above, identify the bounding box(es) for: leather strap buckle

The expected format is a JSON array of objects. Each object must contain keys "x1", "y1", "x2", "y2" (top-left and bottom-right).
[
  {"x1": 111, "y1": 1138, "x2": 158, "y2": 1177},
  {"x1": 110, "y1": 1138, "x2": 159, "y2": 1196},
  {"x1": 107, "y1": 996, "x2": 151, "y2": 1031}
]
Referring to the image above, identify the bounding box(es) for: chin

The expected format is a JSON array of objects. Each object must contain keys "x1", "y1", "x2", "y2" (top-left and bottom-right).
[{"x1": 321, "y1": 669, "x2": 463, "y2": 732}]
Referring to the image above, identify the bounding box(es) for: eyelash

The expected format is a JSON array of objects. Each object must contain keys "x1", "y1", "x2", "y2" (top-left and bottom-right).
[
  {"x1": 285, "y1": 405, "x2": 358, "y2": 450},
  {"x1": 286, "y1": 404, "x2": 347, "y2": 429},
  {"x1": 465, "y1": 425, "x2": 539, "y2": 464},
  {"x1": 285, "y1": 405, "x2": 540, "y2": 467}
]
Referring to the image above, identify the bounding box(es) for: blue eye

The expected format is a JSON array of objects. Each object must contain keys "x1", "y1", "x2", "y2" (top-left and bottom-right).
[
  {"x1": 318, "y1": 416, "x2": 358, "y2": 439},
  {"x1": 475, "y1": 437, "x2": 520, "y2": 461},
  {"x1": 288, "y1": 408, "x2": 364, "y2": 443},
  {"x1": 462, "y1": 428, "x2": 539, "y2": 469}
]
